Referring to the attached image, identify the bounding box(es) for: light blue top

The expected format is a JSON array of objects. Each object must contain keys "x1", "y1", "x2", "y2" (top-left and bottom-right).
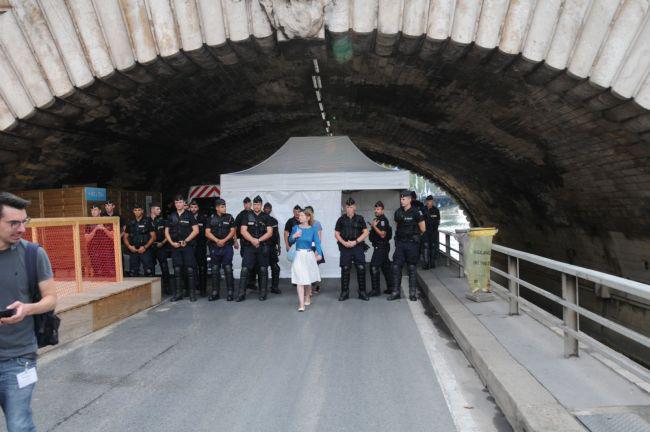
[
  {"x1": 313, "y1": 220, "x2": 322, "y2": 232},
  {"x1": 289, "y1": 225, "x2": 323, "y2": 255}
]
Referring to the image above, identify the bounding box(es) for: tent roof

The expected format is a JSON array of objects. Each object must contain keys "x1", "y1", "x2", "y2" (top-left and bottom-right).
[{"x1": 220, "y1": 136, "x2": 409, "y2": 192}]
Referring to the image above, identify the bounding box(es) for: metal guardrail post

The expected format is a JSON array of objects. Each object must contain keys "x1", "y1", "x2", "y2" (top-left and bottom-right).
[
  {"x1": 562, "y1": 273, "x2": 579, "y2": 357},
  {"x1": 457, "y1": 238, "x2": 463, "y2": 278},
  {"x1": 445, "y1": 233, "x2": 451, "y2": 266},
  {"x1": 507, "y1": 256, "x2": 519, "y2": 315}
]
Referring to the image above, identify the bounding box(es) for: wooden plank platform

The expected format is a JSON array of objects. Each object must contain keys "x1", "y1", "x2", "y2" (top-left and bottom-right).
[{"x1": 41, "y1": 278, "x2": 161, "y2": 353}]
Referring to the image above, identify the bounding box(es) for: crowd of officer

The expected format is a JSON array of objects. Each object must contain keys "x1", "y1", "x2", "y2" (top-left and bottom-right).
[{"x1": 116, "y1": 189, "x2": 440, "y2": 303}]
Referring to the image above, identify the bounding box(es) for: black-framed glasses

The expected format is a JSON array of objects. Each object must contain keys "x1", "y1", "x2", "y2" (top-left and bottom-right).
[{"x1": 3, "y1": 217, "x2": 31, "y2": 229}]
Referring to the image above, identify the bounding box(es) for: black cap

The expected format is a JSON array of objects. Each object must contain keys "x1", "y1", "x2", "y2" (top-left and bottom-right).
[
  {"x1": 105, "y1": 200, "x2": 115, "y2": 205},
  {"x1": 293, "y1": 205, "x2": 302, "y2": 211},
  {"x1": 243, "y1": 197, "x2": 251, "y2": 204},
  {"x1": 132, "y1": 203, "x2": 143, "y2": 209},
  {"x1": 374, "y1": 201, "x2": 384, "y2": 208},
  {"x1": 345, "y1": 197, "x2": 355, "y2": 206},
  {"x1": 253, "y1": 195, "x2": 263, "y2": 204},
  {"x1": 150, "y1": 202, "x2": 161, "y2": 208},
  {"x1": 215, "y1": 198, "x2": 225, "y2": 206},
  {"x1": 426, "y1": 195, "x2": 434, "y2": 201},
  {"x1": 189, "y1": 199, "x2": 198, "y2": 206},
  {"x1": 263, "y1": 202, "x2": 272, "y2": 209},
  {"x1": 399, "y1": 190, "x2": 412, "y2": 198}
]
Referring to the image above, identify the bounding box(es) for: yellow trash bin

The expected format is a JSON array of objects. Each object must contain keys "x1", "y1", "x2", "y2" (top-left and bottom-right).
[{"x1": 464, "y1": 227, "x2": 498, "y2": 294}]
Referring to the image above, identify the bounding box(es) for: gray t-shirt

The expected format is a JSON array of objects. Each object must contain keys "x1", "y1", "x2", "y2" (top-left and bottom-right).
[{"x1": 0, "y1": 239, "x2": 53, "y2": 360}]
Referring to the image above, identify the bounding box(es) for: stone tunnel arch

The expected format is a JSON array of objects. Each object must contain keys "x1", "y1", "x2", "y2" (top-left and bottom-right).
[{"x1": 0, "y1": 0, "x2": 649, "y2": 285}]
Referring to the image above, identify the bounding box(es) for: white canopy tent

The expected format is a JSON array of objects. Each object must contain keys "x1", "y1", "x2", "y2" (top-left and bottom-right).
[{"x1": 220, "y1": 136, "x2": 410, "y2": 278}]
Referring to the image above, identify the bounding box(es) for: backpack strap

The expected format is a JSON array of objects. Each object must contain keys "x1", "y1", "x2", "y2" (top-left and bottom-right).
[{"x1": 25, "y1": 242, "x2": 41, "y2": 302}]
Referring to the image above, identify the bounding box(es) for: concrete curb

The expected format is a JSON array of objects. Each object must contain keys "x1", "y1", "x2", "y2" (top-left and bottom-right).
[{"x1": 417, "y1": 270, "x2": 586, "y2": 432}]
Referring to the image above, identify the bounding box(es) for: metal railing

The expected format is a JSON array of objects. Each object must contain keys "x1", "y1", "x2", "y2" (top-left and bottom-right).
[{"x1": 437, "y1": 229, "x2": 650, "y2": 381}]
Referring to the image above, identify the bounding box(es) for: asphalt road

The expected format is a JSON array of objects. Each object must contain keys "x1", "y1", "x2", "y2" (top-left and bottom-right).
[{"x1": 12, "y1": 277, "x2": 510, "y2": 432}]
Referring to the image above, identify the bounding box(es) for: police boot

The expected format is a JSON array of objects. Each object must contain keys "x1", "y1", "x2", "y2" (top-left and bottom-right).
[
  {"x1": 199, "y1": 265, "x2": 208, "y2": 297},
  {"x1": 171, "y1": 266, "x2": 183, "y2": 302},
  {"x1": 422, "y1": 243, "x2": 431, "y2": 270},
  {"x1": 160, "y1": 260, "x2": 171, "y2": 295},
  {"x1": 224, "y1": 265, "x2": 235, "y2": 301},
  {"x1": 387, "y1": 264, "x2": 402, "y2": 301},
  {"x1": 270, "y1": 263, "x2": 281, "y2": 294},
  {"x1": 258, "y1": 266, "x2": 269, "y2": 301},
  {"x1": 356, "y1": 264, "x2": 369, "y2": 301},
  {"x1": 208, "y1": 265, "x2": 220, "y2": 301},
  {"x1": 236, "y1": 268, "x2": 249, "y2": 302},
  {"x1": 382, "y1": 263, "x2": 393, "y2": 294},
  {"x1": 408, "y1": 264, "x2": 418, "y2": 301},
  {"x1": 369, "y1": 266, "x2": 381, "y2": 297},
  {"x1": 187, "y1": 267, "x2": 197, "y2": 302},
  {"x1": 338, "y1": 266, "x2": 350, "y2": 301}
]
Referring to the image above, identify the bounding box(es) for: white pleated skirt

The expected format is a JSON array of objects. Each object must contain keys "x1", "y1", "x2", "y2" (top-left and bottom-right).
[{"x1": 291, "y1": 249, "x2": 322, "y2": 285}]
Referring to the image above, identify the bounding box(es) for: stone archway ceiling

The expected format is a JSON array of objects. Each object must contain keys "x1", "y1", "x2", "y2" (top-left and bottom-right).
[
  {"x1": 0, "y1": 0, "x2": 649, "y2": 281},
  {"x1": 0, "y1": 0, "x2": 649, "y2": 132}
]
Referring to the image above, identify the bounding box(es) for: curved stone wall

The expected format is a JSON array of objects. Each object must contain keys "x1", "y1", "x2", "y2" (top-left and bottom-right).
[{"x1": 0, "y1": 0, "x2": 648, "y2": 283}]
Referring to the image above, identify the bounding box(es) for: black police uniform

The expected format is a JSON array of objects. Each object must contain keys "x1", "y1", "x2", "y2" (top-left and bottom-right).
[
  {"x1": 266, "y1": 213, "x2": 282, "y2": 294},
  {"x1": 335, "y1": 213, "x2": 369, "y2": 300},
  {"x1": 166, "y1": 210, "x2": 198, "y2": 301},
  {"x1": 234, "y1": 209, "x2": 249, "y2": 258},
  {"x1": 389, "y1": 204, "x2": 424, "y2": 301},
  {"x1": 206, "y1": 212, "x2": 235, "y2": 301},
  {"x1": 422, "y1": 204, "x2": 441, "y2": 269},
  {"x1": 369, "y1": 214, "x2": 393, "y2": 296},
  {"x1": 237, "y1": 209, "x2": 272, "y2": 301},
  {"x1": 191, "y1": 211, "x2": 208, "y2": 296},
  {"x1": 148, "y1": 215, "x2": 171, "y2": 293},
  {"x1": 125, "y1": 217, "x2": 155, "y2": 276}
]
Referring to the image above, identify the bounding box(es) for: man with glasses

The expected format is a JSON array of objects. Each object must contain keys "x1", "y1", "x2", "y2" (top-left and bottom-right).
[{"x1": 0, "y1": 192, "x2": 57, "y2": 431}]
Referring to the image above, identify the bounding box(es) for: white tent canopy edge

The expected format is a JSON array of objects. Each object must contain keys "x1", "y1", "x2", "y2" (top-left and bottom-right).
[{"x1": 220, "y1": 136, "x2": 409, "y2": 278}]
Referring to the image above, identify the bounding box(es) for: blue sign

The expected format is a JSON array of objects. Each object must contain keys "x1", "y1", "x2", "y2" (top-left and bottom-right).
[{"x1": 85, "y1": 187, "x2": 106, "y2": 201}]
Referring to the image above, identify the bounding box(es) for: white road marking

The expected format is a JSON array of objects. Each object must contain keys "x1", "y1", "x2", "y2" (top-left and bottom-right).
[{"x1": 406, "y1": 278, "x2": 481, "y2": 432}]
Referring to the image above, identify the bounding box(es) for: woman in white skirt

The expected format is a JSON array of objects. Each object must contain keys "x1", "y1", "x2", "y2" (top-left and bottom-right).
[{"x1": 288, "y1": 209, "x2": 322, "y2": 311}]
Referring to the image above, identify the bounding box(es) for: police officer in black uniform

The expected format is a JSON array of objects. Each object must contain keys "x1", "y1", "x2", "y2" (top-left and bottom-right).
[
  {"x1": 388, "y1": 191, "x2": 426, "y2": 301},
  {"x1": 165, "y1": 194, "x2": 199, "y2": 301},
  {"x1": 148, "y1": 203, "x2": 171, "y2": 294},
  {"x1": 422, "y1": 195, "x2": 441, "y2": 269},
  {"x1": 189, "y1": 200, "x2": 208, "y2": 296},
  {"x1": 205, "y1": 198, "x2": 236, "y2": 301},
  {"x1": 334, "y1": 197, "x2": 369, "y2": 301},
  {"x1": 234, "y1": 197, "x2": 252, "y2": 257},
  {"x1": 368, "y1": 201, "x2": 393, "y2": 297},
  {"x1": 283, "y1": 205, "x2": 302, "y2": 252},
  {"x1": 237, "y1": 196, "x2": 273, "y2": 302},
  {"x1": 123, "y1": 204, "x2": 156, "y2": 276},
  {"x1": 263, "y1": 202, "x2": 282, "y2": 295}
]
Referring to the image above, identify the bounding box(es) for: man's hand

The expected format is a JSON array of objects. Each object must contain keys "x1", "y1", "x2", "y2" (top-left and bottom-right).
[
  {"x1": 138, "y1": 246, "x2": 146, "y2": 254},
  {"x1": 0, "y1": 301, "x2": 30, "y2": 325},
  {"x1": 371, "y1": 219, "x2": 378, "y2": 228},
  {"x1": 252, "y1": 238, "x2": 260, "y2": 248},
  {"x1": 128, "y1": 245, "x2": 137, "y2": 253},
  {"x1": 216, "y1": 239, "x2": 225, "y2": 247},
  {"x1": 172, "y1": 241, "x2": 181, "y2": 249},
  {"x1": 179, "y1": 240, "x2": 187, "y2": 248}
]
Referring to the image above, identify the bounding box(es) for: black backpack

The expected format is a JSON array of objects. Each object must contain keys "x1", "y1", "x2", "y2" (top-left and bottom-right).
[{"x1": 25, "y1": 242, "x2": 60, "y2": 348}]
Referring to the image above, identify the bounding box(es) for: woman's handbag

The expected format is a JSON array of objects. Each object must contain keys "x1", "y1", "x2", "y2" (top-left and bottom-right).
[{"x1": 287, "y1": 244, "x2": 297, "y2": 262}]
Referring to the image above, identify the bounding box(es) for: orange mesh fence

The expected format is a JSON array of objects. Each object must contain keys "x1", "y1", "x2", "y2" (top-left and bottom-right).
[{"x1": 27, "y1": 217, "x2": 123, "y2": 298}]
